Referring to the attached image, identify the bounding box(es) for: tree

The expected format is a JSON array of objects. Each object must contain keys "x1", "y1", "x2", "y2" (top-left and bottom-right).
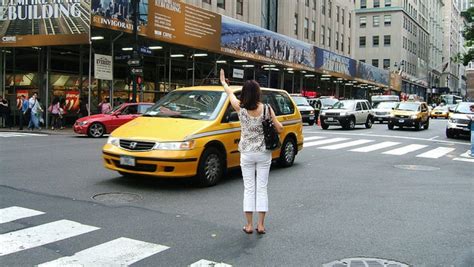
[{"x1": 460, "y1": 7, "x2": 474, "y2": 65}]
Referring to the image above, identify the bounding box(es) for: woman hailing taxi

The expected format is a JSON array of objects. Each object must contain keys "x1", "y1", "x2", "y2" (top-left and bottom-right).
[{"x1": 220, "y1": 69, "x2": 283, "y2": 234}]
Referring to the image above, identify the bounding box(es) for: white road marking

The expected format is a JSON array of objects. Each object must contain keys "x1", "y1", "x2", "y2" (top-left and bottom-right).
[
  {"x1": 350, "y1": 141, "x2": 401, "y2": 152},
  {"x1": 429, "y1": 136, "x2": 440, "y2": 140},
  {"x1": 303, "y1": 138, "x2": 349, "y2": 148},
  {"x1": 38, "y1": 237, "x2": 169, "y2": 267},
  {"x1": 0, "y1": 220, "x2": 99, "y2": 256},
  {"x1": 304, "y1": 136, "x2": 326, "y2": 141},
  {"x1": 189, "y1": 259, "x2": 232, "y2": 267},
  {"x1": 0, "y1": 132, "x2": 47, "y2": 137},
  {"x1": 0, "y1": 206, "x2": 45, "y2": 224},
  {"x1": 416, "y1": 147, "x2": 456, "y2": 159},
  {"x1": 318, "y1": 139, "x2": 374, "y2": 150},
  {"x1": 453, "y1": 157, "x2": 474, "y2": 163},
  {"x1": 383, "y1": 144, "x2": 428, "y2": 156}
]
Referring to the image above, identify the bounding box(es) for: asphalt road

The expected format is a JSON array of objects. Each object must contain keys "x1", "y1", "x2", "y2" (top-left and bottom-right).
[{"x1": 0, "y1": 118, "x2": 473, "y2": 266}]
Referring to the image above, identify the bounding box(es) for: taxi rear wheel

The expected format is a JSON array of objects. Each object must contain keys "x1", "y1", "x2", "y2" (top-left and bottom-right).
[
  {"x1": 197, "y1": 147, "x2": 224, "y2": 187},
  {"x1": 424, "y1": 119, "x2": 430, "y2": 130},
  {"x1": 279, "y1": 137, "x2": 296, "y2": 167}
]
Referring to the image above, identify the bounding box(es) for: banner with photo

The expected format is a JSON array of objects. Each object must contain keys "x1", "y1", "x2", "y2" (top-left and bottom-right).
[
  {"x1": 356, "y1": 61, "x2": 390, "y2": 87},
  {"x1": 220, "y1": 16, "x2": 315, "y2": 70},
  {"x1": 315, "y1": 48, "x2": 356, "y2": 78},
  {"x1": 91, "y1": 0, "x2": 148, "y2": 35},
  {"x1": 0, "y1": 0, "x2": 90, "y2": 47}
]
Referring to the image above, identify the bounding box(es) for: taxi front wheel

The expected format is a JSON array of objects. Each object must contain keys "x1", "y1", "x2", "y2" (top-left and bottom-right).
[
  {"x1": 278, "y1": 138, "x2": 296, "y2": 167},
  {"x1": 197, "y1": 147, "x2": 224, "y2": 187}
]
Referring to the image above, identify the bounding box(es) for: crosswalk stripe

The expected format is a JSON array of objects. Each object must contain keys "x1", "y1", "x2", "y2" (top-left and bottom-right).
[
  {"x1": 453, "y1": 157, "x2": 474, "y2": 163},
  {"x1": 304, "y1": 136, "x2": 326, "y2": 141},
  {"x1": 416, "y1": 147, "x2": 456, "y2": 159},
  {"x1": 0, "y1": 132, "x2": 46, "y2": 137},
  {"x1": 0, "y1": 206, "x2": 45, "y2": 224},
  {"x1": 350, "y1": 141, "x2": 401, "y2": 152},
  {"x1": 318, "y1": 139, "x2": 374, "y2": 150},
  {"x1": 0, "y1": 220, "x2": 99, "y2": 256},
  {"x1": 303, "y1": 138, "x2": 349, "y2": 148},
  {"x1": 189, "y1": 259, "x2": 232, "y2": 267},
  {"x1": 38, "y1": 237, "x2": 169, "y2": 266},
  {"x1": 383, "y1": 144, "x2": 428, "y2": 156}
]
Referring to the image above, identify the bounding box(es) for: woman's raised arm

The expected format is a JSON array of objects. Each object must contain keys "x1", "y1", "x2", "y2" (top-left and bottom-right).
[{"x1": 220, "y1": 69, "x2": 240, "y2": 112}]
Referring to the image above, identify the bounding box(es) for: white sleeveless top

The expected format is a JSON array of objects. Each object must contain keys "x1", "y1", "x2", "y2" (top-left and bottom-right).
[{"x1": 238, "y1": 107, "x2": 266, "y2": 153}]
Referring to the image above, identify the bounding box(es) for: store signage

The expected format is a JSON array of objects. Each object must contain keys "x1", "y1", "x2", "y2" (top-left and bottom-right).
[
  {"x1": 94, "y1": 54, "x2": 113, "y2": 80},
  {"x1": 315, "y1": 48, "x2": 356, "y2": 78},
  {"x1": 131, "y1": 68, "x2": 144, "y2": 75},
  {"x1": 127, "y1": 59, "x2": 142, "y2": 67},
  {"x1": 139, "y1": 47, "x2": 152, "y2": 55},
  {"x1": 233, "y1": 68, "x2": 244, "y2": 79},
  {"x1": 0, "y1": 0, "x2": 90, "y2": 47}
]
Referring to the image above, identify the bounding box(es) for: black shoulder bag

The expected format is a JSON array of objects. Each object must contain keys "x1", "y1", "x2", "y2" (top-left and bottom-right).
[{"x1": 262, "y1": 104, "x2": 281, "y2": 150}]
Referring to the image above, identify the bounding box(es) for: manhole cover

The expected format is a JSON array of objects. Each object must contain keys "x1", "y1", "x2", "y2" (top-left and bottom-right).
[
  {"x1": 323, "y1": 258, "x2": 409, "y2": 267},
  {"x1": 394, "y1": 165, "x2": 440, "y2": 171},
  {"x1": 92, "y1": 192, "x2": 142, "y2": 204}
]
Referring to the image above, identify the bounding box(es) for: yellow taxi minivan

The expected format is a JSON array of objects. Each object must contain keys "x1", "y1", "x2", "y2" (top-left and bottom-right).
[{"x1": 102, "y1": 86, "x2": 303, "y2": 186}]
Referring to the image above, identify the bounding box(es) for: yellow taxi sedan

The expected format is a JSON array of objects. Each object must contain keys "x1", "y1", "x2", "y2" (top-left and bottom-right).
[
  {"x1": 430, "y1": 105, "x2": 449, "y2": 119},
  {"x1": 102, "y1": 86, "x2": 303, "y2": 186}
]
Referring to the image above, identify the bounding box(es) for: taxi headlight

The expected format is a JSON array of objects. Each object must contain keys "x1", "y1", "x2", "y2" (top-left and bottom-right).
[
  {"x1": 153, "y1": 140, "x2": 195, "y2": 150},
  {"x1": 79, "y1": 121, "x2": 89, "y2": 126},
  {"x1": 340, "y1": 112, "x2": 348, "y2": 116},
  {"x1": 411, "y1": 115, "x2": 418, "y2": 119},
  {"x1": 107, "y1": 137, "x2": 120, "y2": 147}
]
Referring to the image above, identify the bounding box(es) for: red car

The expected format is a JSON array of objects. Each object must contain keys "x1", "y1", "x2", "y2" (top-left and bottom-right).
[{"x1": 74, "y1": 102, "x2": 153, "y2": 138}]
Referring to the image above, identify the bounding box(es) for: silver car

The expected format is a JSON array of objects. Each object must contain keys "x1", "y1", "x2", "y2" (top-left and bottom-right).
[
  {"x1": 319, "y1": 100, "x2": 374, "y2": 130},
  {"x1": 372, "y1": 101, "x2": 399, "y2": 123}
]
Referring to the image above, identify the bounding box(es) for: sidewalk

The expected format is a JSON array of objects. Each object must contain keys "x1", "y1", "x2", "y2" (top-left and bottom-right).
[{"x1": 0, "y1": 127, "x2": 75, "y2": 136}]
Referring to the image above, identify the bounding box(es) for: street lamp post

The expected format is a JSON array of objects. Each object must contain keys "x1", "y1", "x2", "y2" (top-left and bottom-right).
[{"x1": 131, "y1": 0, "x2": 140, "y2": 103}]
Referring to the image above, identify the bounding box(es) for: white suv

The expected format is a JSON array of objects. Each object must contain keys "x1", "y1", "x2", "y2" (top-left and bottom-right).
[
  {"x1": 319, "y1": 100, "x2": 374, "y2": 130},
  {"x1": 446, "y1": 102, "x2": 474, "y2": 138}
]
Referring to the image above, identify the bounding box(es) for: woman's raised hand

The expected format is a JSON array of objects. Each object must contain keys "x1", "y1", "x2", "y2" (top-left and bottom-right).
[{"x1": 220, "y1": 69, "x2": 227, "y2": 85}]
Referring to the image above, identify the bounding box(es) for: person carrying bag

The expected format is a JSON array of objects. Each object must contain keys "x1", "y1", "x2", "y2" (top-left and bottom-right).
[{"x1": 262, "y1": 104, "x2": 281, "y2": 150}]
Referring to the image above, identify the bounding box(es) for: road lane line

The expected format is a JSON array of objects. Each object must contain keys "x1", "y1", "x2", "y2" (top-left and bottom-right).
[
  {"x1": 189, "y1": 259, "x2": 232, "y2": 267},
  {"x1": 303, "y1": 138, "x2": 349, "y2": 148},
  {"x1": 0, "y1": 220, "x2": 99, "y2": 256},
  {"x1": 350, "y1": 141, "x2": 401, "y2": 152},
  {"x1": 304, "y1": 136, "x2": 326, "y2": 141},
  {"x1": 38, "y1": 237, "x2": 169, "y2": 266},
  {"x1": 318, "y1": 139, "x2": 374, "y2": 150},
  {"x1": 416, "y1": 147, "x2": 456, "y2": 159},
  {"x1": 0, "y1": 206, "x2": 45, "y2": 224},
  {"x1": 383, "y1": 144, "x2": 428, "y2": 156},
  {"x1": 453, "y1": 157, "x2": 474, "y2": 163}
]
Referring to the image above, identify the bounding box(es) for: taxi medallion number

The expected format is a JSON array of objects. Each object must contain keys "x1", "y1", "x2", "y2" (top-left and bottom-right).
[{"x1": 120, "y1": 156, "x2": 135, "y2": 166}]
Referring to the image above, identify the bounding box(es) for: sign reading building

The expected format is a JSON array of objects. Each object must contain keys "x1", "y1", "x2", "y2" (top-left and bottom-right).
[
  {"x1": 0, "y1": 0, "x2": 91, "y2": 47},
  {"x1": 94, "y1": 54, "x2": 113, "y2": 80}
]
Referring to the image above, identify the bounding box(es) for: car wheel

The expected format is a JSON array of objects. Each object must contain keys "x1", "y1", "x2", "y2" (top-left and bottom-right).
[
  {"x1": 415, "y1": 121, "x2": 422, "y2": 131},
  {"x1": 424, "y1": 119, "x2": 430, "y2": 130},
  {"x1": 279, "y1": 137, "x2": 296, "y2": 167},
  {"x1": 365, "y1": 117, "x2": 373, "y2": 129},
  {"x1": 321, "y1": 121, "x2": 329, "y2": 130},
  {"x1": 346, "y1": 118, "x2": 355, "y2": 130},
  {"x1": 88, "y1": 122, "x2": 105, "y2": 138},
  {"x1": 388, "y1": 122, "x2": 394, "y2": 130},
  {"x1": 197, "y1": 147, "x2": 224, "y2": 187},
  {"x1": 446, "y1": 129, "x2": 455, "y2": 138}
]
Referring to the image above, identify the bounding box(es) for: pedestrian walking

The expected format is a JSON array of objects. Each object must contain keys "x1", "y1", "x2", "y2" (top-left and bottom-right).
[
  {"x1": 99, "y1": 98, "x2": 112, "y2": 114},
  {"x1": 49, "y1": 97, "x2": 61, "y2": 130},
  {"x1": 28, "y1": 92, "x2": 41, "y2": 130},
  {"x1": 469, "y1": 104, "x2": 474, "y2": 157},
  {"x1": 0, "y1": 96, "x2": 10, "y2": 128},
  {"x1": 78, "y1": 97, "x2": 90, "y2": 118},
  {"x1": 18, "y1": 95, "x2": 29, "y2": 130},
  {"x1": 220, "y1": 69, "x2": 283, "y2": 235}
]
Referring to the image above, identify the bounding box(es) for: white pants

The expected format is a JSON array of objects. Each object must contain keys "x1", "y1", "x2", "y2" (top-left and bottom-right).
[{"x1": 240, "y1": 151, "x2": 272, "y2": 212}]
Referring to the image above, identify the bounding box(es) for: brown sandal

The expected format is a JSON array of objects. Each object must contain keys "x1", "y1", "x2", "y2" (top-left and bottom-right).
[{"x1": 242, "y1": 227, "x2": 253, "y2": 234}]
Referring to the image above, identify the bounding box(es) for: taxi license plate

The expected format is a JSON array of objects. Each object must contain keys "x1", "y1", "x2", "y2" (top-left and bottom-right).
[
  {"x1": 378, "y1": 118, "x2": 383, "y2": 121},
  {"x1": 120, "y1": 156, "x2": 135, "y2": 166},
  {"x1": 398, "y1": 119, "x2": 405, "y2": 123},
  {"x1": 327, "y1": 117, "x2": 334, "y2": 121}
]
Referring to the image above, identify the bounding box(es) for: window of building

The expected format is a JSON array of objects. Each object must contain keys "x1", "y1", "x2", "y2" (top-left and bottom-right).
[
  {"x1": 341, "y1": 34, "x2": 344, "y2": 52},
  {"x1": 312, "y1": 21, "x2": 316, "y2": 41},
  {"x1": 384, "y1": 15, "x2": 391, "y2": 26},
  {"x1": 373, "y1": 36, "x2": 379, "y2": 46},
  {"x1": 348, "y1": 37, "x2": 351, "y2": 54},
  {"x1": 360, "y1": 59, "x2": 366, "y2": 63},
  {"x1": 304, "y1": 18, "x2": 309, "y2": 39},
  {"x1": 217, "y1": 0, "x2": 225, "y2": 9},
  {"x1": 322, "y1": 0, "x2": 325, "y2": 14},
  {"x1": 374, "y1": 0, "x2": 380, "y2": 8},
  {"x1": 349, "y1": 12, "x2": 351, "y2": 28},
  {"x1": 372, "y1": 59, "x2": 379, "y2": 67},
  {"x1": 328, "y1": 28, "x2": 331, "y2": 47},
  {"x1": 313, "y1": 0, "x2": 316, "y2": 10},
  {"x1": 236, "y1": 0, "x2": 243, "y2": 15},
  {"x1": 321, "y1": 26, "x2": 325, "y2": 45},
  {"x1": 305, "y1": 0, "x2": 309, "y2": 6},
  {"x1": 373, "y1": 16, "x2": 379, "y2": 27},
  {"x1": 359, "y1": 36, "x2": 366, "y2": 47},
  {"x1": 361, "y1": 0, "x2": 367, "y2": 8},
  {"x1": 336, "y1": 6, "x2": 340, "y2": 22},
  {"x1": 202, "y1": 0, "x2": 211, "y2": 4},
  {"x1": 336, "y1": 31, "x2": 339, "y2": 50},
  {"x1": 328, "y1": 0, "x2": 332, "y2": 18},
  {"x1": 341, "y1": 9, "x2": 345, "y2": 25},
  {"x1": 385, "y1": 0, "x2": 391, "y2": 7},
  {"x1": 294, "y1": 13, "x2": 298, "y2": 35},
  {"x1": 384, "y1": 35, "x2": 391, "y2": 46},
  {"x1": 359, "y1": 16, "x2": 366, "y2": 28},
  {"x1": 383, "y1": 59, "x2": 390, "y2": 69}
]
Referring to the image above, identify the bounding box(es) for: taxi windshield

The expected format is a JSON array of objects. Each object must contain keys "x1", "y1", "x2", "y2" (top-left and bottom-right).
[
  {"x1": 395, "y1": 102, "x2": 420, "y2": 111},
  {"x1": 144, "y1": 90, "x2": 227, "y2": 120}
]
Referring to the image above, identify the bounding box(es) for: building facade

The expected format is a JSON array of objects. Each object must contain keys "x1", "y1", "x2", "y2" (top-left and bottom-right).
[
  {"x1": 441, "y1": 0, "x2": 462, "y2": 94},
  {"x1": 459, "y1": 0, "x2": 474, "y2": 10},
  {"x1": 184, "y1": 0, "x2": 356, "y2": 57},
  {"x1": 354, "y1": 0, "x2": 430, "y2": 98},
  {"x1": 427, "y1": 0, "x2": 444, "y2": 92}
]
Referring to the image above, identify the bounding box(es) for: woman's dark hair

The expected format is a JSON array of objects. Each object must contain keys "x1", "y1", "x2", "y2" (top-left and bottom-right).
[
  {"x1": 239, "y1": 80, "x2": 261, "y2": 110},
  {"x1": 52, "y1": 96, "x2": 60, "y2": 105}
]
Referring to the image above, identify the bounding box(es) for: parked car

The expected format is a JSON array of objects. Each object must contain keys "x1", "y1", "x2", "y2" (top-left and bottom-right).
[
  {"x1": 291, "y1": 96, "x2": 316, "y2": 125},
  {"x1": 388, "y1": 101, "x2": 430, "y2": 130},
  {"x1": 430, "y1": 105, "x2": 449, "y2": 119},
  {"x1": 102, "y1": 86, "x2": 304, "y2": 186},
  {"x1": 319, "y1": 99, "x2": 374, "y2": 130},
  {"x1": 446, "y1": 102, "x2": 474, "y2": 138},
  {"x1": 74, "y1": 102, "x2": 153, "y2": 138},
  {"x1": 372, "y1": 101, "x2": 399, "y2": 123}
]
